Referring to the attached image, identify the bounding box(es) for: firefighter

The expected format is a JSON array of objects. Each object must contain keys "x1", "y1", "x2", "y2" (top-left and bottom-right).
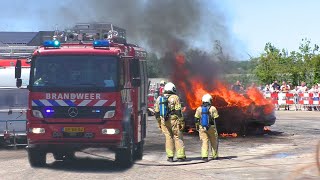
[
  {"x1": 158, "y1": 80, "x2": 166, "y2": 96},
  {"x1": 154, "y1": 82, "x2": 186, "y2": 162},
  {"x1": 194, "y1": 94, "x2": 219, "y2": 162}
]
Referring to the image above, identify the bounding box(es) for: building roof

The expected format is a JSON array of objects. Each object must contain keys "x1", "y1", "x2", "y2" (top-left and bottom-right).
[{"x1": 0, "y1": 32, "x2": 38, "y2": 45}]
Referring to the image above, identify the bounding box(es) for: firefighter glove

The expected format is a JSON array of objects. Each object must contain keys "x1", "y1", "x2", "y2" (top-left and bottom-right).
[
  {"x1": 195, "y1": 122, "x2": 200, "y2": 131},
  {"x1": 194, "y1": 118, "x2": 200, "y2": 131},
  {"x1": 157, "y1": 118, "x2": 162, "y2": 130},
  {"x1": 179, "y1": 121, "x2": 185, "y2": 131},
  {"x1": 155, "y1": 112, "x2": 160, "y2": 119}
]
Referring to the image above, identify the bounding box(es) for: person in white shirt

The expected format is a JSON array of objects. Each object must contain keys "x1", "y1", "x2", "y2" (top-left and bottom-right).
[
  {"x1": 298, "y1": 81, "x2": 308, "y2": 93},
  {"x1": 280, "y1": 81, "x2": 290, "y2": 92}
]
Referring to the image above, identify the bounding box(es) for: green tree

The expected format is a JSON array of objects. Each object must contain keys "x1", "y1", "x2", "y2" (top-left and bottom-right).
[{"x1": 252, "y1": 39, "x2": 320, "y2": 87}]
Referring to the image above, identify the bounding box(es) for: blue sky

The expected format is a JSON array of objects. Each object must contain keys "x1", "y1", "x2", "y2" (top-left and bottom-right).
[{"x1": 225, "y1": 0, "x2": 320, "y2": 57}]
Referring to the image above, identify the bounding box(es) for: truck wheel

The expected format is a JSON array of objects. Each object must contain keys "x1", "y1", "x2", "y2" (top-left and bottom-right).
[
  {"x1": 53, "y1": 153, "x2": 64, "y2": 161},
  {"x1": 134, "y1": 141, "x2": 144, "y2": 160},
  {"x1": 28, "y1": 149, "x2": 46, "y2": 167},
  {"x1": 115, "y1": 133, "x2": 134, "y2": 167},
  {"x1": 53, "y1": 152, "x2": 75, "y2": 161},
  {"x1": 65, "y1": 151, "x2": 76, "y2": 160}
]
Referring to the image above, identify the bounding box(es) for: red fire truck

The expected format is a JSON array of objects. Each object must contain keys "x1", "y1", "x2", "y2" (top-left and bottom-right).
[{"x1": 15, "y1": 27, "x2": 148, "y2": 167}]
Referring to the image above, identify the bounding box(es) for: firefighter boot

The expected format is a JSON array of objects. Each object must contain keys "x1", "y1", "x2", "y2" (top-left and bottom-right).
[
  {"x1": 177, "y1": 157, "x2": 186, "y2": 162},
  {"x1": 167, "y1": 157, "x2": 174, "y2": 162},
  {"x1": 201, "y1": 157, "x2": 209, "y2": 162}
]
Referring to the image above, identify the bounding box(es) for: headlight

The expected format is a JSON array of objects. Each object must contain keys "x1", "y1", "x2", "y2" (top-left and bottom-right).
[
  {"x1": 101, "y1": 128, "x2": 120, "y2": 135},
  {"x1": 104, "y1": 110, "x2": 115, "y2": 118},
  {"x1": 32, "y1": 110, "x2": 43, "y2": 118},
  {"x1": 29, "y1": 128, "x2": 45, "y2": 134}
]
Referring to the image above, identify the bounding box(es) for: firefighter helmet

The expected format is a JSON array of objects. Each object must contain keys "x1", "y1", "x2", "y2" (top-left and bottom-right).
[
  {"x1": 164, "y1": 82, "x2": 176, "y2": 93},
  {"x1": 202, "y1": 94, "x2": 213, "y2": 104}
]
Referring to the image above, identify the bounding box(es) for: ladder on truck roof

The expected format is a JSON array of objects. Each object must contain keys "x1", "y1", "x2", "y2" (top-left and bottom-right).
[{"x1": 0, "y1": 45, "x2": 37, "y2": 59}]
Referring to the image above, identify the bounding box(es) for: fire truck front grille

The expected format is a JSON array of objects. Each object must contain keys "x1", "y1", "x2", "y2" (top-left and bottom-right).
[{"x1": 32, "y1": 106, "x2": 116, "y2": 119}]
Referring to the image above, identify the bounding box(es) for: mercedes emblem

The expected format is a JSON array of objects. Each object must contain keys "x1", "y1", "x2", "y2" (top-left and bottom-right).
[{"x1": 68, "y1": 107, "x2": 78, "y2": 117}]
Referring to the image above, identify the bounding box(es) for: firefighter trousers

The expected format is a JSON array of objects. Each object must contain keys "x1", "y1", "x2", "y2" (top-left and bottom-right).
[
  {"x1": 160, "y1": 117, "x2": 186, "y2": 158},
  {"x1": 199, "y1": 125, "x2": 218, "y2": 158}
]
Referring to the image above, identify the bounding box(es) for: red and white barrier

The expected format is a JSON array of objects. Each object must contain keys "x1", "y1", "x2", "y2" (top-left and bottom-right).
[{"x1": 263, "y1": 91, "x2": 320, "y2": 110}]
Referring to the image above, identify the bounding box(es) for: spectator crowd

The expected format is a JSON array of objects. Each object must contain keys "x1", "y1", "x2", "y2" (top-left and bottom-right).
[
  {"x1": 261, "y1": 80, "x2": 319, "y2": 94},
  {"x1": 231, "y1": 80, "x2": 319, "y2": 94},
  {"x1": 230, "y1": 80, "x2": 320, "y2": 111}
]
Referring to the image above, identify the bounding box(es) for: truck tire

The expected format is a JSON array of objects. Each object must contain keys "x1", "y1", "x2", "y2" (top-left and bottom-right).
[
  {"x1": 115, "y1": 128, "x2": 134, "y2": 167},
  {"x1": 134, "y1": 141, "x2": 144, "y2": 160},
  {"x1": 28, "y1": 149, "x2": 46, "y2": 167}
]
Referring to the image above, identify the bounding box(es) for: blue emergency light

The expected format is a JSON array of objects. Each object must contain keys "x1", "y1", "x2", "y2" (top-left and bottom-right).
[
  {"x1": 43, "y1": 40, "x2": 61, "y2": 48},
  {"x1": 45, "y1": 107, "x2": 54, "y2": 115},
  {"x1": 93, "y1": 40, "x2": 110, "y2": 47}
]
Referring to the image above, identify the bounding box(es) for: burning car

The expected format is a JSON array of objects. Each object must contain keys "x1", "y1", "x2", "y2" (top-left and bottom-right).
[
  {"x1": 182, "y1": 94, "x2": 276, "y2": 135},
  {"x1": 183, "y1": 96, "x2": 276, "y2": 135}
]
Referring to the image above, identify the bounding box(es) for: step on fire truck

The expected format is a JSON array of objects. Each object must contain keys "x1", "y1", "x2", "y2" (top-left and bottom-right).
[{"x1": 15, "y1": 23, "x2": 148, "y2": 167}]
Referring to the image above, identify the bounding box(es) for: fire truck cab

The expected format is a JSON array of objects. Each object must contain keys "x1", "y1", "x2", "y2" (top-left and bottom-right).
[{"x1": 15, "y1": 27, "x2": 148, "y2": 167}]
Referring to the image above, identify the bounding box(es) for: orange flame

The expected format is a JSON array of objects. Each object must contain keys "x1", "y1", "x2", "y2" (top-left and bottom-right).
[
  {"x1": 264, "y1": 126, "x2": 271, "y2": 131},
  {"x1": 172, "y1": 53, "x2": 275, "y2": 114},
  {"x1": 220, "y1": 133, "x2": 238, "y2": 137},
  {"x1": 188, "y1": 128, "x2": 195, "y2": 134}
]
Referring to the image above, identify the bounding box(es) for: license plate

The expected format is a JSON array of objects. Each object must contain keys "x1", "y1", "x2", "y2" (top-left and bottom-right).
[{"x1": 63, "y1": 127, "x2": 84, "y2": 133}]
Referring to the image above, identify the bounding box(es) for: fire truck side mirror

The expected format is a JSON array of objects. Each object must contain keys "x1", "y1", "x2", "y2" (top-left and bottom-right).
[
  {"x1": 16, "y1": 78, "x2": 22, "y2": 88},
  {"x1": 15, "y1": 60, "x2": 22, "y2": 79}
]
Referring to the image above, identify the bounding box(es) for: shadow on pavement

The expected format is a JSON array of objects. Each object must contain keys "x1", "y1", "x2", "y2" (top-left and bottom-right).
[
  {"x1": 240, "y1": 130, "x2": 286, "y2": 137},
  {"x1": 134, "y1": 156, "x2": 238, "y2": 166},
  {"x1": 215, "y1": 156, "x2": 238, "y2": 160},
  {"x1": 185, "y1": 156, "x2": 237, "y2": 161},
  {"x1": 44, "y1": 157, "x2": 131, "y2": 172}
]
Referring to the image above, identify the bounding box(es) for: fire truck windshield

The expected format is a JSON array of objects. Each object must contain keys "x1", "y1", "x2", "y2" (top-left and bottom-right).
[{"x1": 30, "y1": 55, "x2": 118, "y2": 91}]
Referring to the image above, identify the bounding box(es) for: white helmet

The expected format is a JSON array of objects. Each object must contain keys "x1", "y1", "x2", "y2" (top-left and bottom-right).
[
  {"x1": 160, "y1": 80, "x2": 166, "y2": 85},
  {"x1": 164, "y1": 82, "x2": 176, "y2": 93},
  {"x1": 202, "y1": 94, "x2": 212, "y2": 103}
]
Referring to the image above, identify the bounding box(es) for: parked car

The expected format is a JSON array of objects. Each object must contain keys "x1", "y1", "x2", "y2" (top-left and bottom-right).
[{"x1": 0, "y1": 67, "x2": 29, "y2": 147}]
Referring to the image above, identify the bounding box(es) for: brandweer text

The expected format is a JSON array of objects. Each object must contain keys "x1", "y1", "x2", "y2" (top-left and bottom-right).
[{"x1": 46, "y1": 93, "x2": 101, "y2": 100}]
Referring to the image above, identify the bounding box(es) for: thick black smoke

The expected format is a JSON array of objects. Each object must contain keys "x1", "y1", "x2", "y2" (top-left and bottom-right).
[
  {"x1": 3, "y1": 0, "x2": 239, "y2": 86},
  {"x1": 2, "y1": 0, "x2": 240, "y2": 87},
  {"x1": 1, "y1": 0, "x2": 238, "y2": 56}
]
